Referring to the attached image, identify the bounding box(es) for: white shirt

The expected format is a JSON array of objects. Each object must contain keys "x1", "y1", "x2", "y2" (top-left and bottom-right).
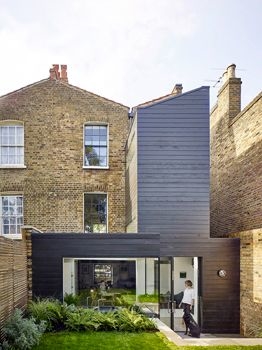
[{"x1": 182, "y1": 287, "x2": 195, "y2": 305}]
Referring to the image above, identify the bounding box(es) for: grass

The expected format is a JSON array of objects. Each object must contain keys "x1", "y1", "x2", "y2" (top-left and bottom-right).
[
  {"x1": 32, "y1": 331, "x2": 177, "y2": 350},
  {"x1": 31, "y1": 331, "x2": 262, "y2": 350}
]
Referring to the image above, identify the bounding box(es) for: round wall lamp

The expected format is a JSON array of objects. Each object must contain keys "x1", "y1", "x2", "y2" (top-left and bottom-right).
[{"x1": 217, "y1": 269, "x2": 227, "y2": 278}]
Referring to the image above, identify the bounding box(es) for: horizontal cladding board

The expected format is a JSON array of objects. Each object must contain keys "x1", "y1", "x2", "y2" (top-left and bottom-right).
[
  {"x1": 138, "y1": 168, "x2": 209, "y2": 174},
  {"x1": 138, "y1": 140, "x2": 209, "y2": 145},
  {"x1": 137, "y1": 162, "x2": 210, "y2": 168},
  {"x1": 138, "y1": 158, "x2": 209, "y2": 164},
  {"x1": 138, "y1": 126, "x2": 209, "y2": 131},
  {"x1": 139, "y1": 143, "x2": 209, "y2": 155},
  {"x1": 137, "y1": 130, "x2": 209, "y2": 137},
  {"x1": 160, "y1": 244, "x2": 239, "y2": 253},
  {"x1": 139, "y1": 208, "x2": 209, "y2": 215},
  {"x1": 143, "y1": 96, "x2": 208, "y2": 105},
  {"x1": 140, "y1": 217, "x2": 209, "y2": 223},
  {"x1": 138, "y1": 121, "x2": 208, "y2": 128},
  {"x1": 138, "y1": 177, "x2": 209, "y2": 183},
  {"x1": 138, "y1": 197, "x2": 209, "y2": 202},
  {"x1": 138, "y1": 152, "x2": 209, "y2": 158},
  {"x1": 138, "y1": 184, "x2": 209, "y2": 190},
  {"x1": 32, "y1": 233, "x2": 158, "y2": 240},
  {"x1": 138, "y1": 101, "x2": 209, "y2": 111},
  {"x1": 138, "y1": 138, "x2": 210, "y2": 144}
]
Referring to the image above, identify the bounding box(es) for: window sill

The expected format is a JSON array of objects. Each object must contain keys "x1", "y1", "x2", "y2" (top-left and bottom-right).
[
  {"x1": 83, "y1": 166, "x2": 109, "y2": 170},
  {"x1": 0, "y1": 234, "x2": 22, "y2": 240},
  {"x1": 0, "y1": 165, "x2": 27, "y2": 169}
]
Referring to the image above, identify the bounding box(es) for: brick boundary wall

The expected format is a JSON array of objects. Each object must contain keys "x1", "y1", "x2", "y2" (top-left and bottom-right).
[
  {"x1": 0, "y1": 234, "x2": 27, "y2": 341},
  {"x1": 231, "y1": 229, "x2": 262, "y2": 336},
  {"x1": 21, "y1": 227, "x2": 37, "y2": 302}
]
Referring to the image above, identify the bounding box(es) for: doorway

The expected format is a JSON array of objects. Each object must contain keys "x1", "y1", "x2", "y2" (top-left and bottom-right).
[
  {"x1": 62, "y1": 256, "x2": 200, "y2": 331},
  {"x1": 158, "y1": 257, "x2": 199, "y2": 331}
]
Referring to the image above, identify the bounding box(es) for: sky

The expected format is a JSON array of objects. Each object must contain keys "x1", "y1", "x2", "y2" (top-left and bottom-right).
[{"x1": 0, "y1": 0, "x2": 261, "y2": 109}]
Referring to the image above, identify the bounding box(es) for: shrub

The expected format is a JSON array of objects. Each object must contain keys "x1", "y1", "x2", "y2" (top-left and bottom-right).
[
  {"x1": 1, "y1": 309, "x2": 46, "y2": 350},
  {"x1": 27, "y1": 298, "x2": 71, "y2": 331}
]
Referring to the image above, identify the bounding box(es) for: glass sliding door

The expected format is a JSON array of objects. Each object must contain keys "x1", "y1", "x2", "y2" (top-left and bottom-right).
[
  {"x1": 158, "y1": 256, "x2": 199, "y2": 332},
  {"x1": 158, "y1": 257, "x2": 175, "y2": 329}
]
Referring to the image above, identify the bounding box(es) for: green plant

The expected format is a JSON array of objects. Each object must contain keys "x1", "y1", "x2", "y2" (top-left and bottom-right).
[
  {"x1": 115, "y1": 309, "x2": 157, "y2": 332},
  {"x1": 1, "y1": 309, "x2": 46, "y2": 350},
  {"x1": 65, "y1": 308, "x2": 101, "y2": 331},
  {"x1": 138, "y1": 294, "x2": 159, "y2": 303},
  {"x1": 64, "y1": 293, "x2": 81, "y2": 306},
  {"x1": 27, "y1": 298, "x2": 70, "y2": 331}
]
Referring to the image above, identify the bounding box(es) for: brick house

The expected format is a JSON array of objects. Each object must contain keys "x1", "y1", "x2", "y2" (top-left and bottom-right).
[
  {"x1": 1, "y1": 63, "x2": 259, "y2": 335},
  {"x1": 210, "y1": 64, "x2": 262, "y2": 336}
]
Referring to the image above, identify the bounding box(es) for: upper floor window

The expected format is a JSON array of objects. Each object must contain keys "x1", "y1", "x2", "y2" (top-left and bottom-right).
[
  {"x1": 0, "y1": 123, "x2": 24, "y2": 166},
  {"x1": 84, "y1": 193, "x2": 107, "y2": 233},
  {"x1": 0, "y1": 195, "x2": 23, "y2": 236},
  {"x1": 84, "y1": 125, "x2": 108, "y2": 168}
]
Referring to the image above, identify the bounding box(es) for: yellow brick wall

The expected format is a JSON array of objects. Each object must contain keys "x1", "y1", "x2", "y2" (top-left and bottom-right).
[
  {"x1": 231, "y1": 229, "x2": 262, "y2": 336},
  {"x1": 211, "y1": 67, "x2": 262, "y2": 336},
  {"x1": 211, "y1": 88, "x2": 262, "y2": 237},
  {"x1": 0, "y1": 79, "x2": 129, "y2": 233}
]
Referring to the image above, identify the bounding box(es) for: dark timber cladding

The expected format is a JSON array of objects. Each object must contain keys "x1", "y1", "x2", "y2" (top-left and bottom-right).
[
  {"x1": 137, "y1": 87, "x2": 210, "y2": 237},
  {"x1": 160, "y1": 236, "x2": 240, "y2": 333},
  {"x1": 31, "y1": 232, "x2": 240, "y2": 333},
  {"x1": 31, "y1": 233, "x2": 159, "y2": 298}
]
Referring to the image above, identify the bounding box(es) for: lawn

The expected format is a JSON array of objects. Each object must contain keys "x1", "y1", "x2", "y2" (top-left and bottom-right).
[
  {"x1": 31, "y1": 331, "x2": 262, "y2": 350},
  {"x1": 32, "y1": 331, "x2": 177, "y2": 350}
]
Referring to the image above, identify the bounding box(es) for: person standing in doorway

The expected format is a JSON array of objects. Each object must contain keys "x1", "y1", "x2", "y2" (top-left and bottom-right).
[{"x1": 180, "y1": 280, "x2": 194, "y2": 335}]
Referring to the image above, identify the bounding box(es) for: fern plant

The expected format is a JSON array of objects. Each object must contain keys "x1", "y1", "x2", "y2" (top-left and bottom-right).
[
  {"x1": 115, "y1": 309, "x2": 157, "y2": 332},
  {"x1": 27, "y1": 298, "x2": 69, "y2": 331},
  {"x1": 1, "y1": 308, "x2": 46, "y2": 350}
]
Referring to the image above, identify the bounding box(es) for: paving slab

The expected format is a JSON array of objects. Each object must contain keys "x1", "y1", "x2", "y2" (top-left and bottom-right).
[{"x1": 155, "y1": 319, "x2": 262, "y2": 346}]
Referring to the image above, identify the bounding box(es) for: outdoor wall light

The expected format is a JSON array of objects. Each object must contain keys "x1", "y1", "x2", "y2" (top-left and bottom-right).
[{"x1": 217, "y1": 269, "x2": 227, "y2": 278}]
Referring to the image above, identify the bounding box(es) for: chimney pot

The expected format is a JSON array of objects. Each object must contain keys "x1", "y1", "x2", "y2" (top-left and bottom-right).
[
  {"x1": 60, "y1": 64, "x2": 68, "y2": 83},
  {"x1": 49, "y1": 64, "x2": 68, "y2": 82},
  {"x1": 227, "y1": 64, "x2": 236, "y2": 78},
  {"x1": 172, "y1": 84, "x2": 183, "y2": 95},
  {"x1": 49, "y1": 68, "x2": 56, "y2": 80}
]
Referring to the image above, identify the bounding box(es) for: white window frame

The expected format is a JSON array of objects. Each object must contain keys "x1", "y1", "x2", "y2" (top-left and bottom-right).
[
  {"x1": 0, "y1": 194, "x2": 23, "y2": 239},
  {"x1": 0, "y1": 121, "x2": 26, "y2": 168},
  {"x1": 83, "y1": 192, "x2": 108, "y2": 233},
  {"x1": 83, "y1": 123, "x2": 109, "y2": 169}
]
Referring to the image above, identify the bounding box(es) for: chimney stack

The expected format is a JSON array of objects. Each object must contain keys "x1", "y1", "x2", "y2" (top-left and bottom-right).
[
  {"x1": 172, "y1": 84, "x2": 183, "y2": 95},
  {"x1": 218, "y1": 64, "x2": 241, "y2": 119},
  {"x1": 49, "y1": 64, "x2": 68, "y2": 83}
]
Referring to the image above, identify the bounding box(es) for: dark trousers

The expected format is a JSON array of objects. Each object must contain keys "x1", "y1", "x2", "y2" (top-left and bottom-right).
[{"x1": 182, "y1": 303, "x2": 191, "y2": 331}]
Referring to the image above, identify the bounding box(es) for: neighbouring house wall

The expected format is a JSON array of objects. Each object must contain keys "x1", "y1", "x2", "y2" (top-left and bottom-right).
[
  {"x1": 0, "y1": 78, "x2": 129, "y2": 233},
  {"x1": 0, "y1": 236, "x2": 27, "y2": 340},
  {"x1": 125, "y1": 116, "x2": 138, "y2": 232},
  {"x1": 210, "y1": 64, "x2": 262, "y2": 336},
  {"x1": 211, "y1": 91, "x2": 262, "y2": 237},
  {"x1": 231, "y1": 229, "x2": 262, "y2": 336}
]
